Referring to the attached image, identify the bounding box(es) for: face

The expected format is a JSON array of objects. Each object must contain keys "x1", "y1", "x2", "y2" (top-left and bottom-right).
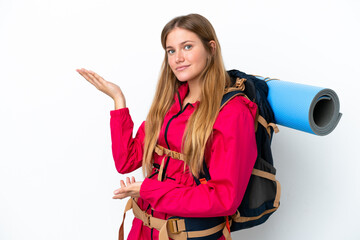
[{"x1": 166, "y1": 27, "x2": 212, "y2": 84}]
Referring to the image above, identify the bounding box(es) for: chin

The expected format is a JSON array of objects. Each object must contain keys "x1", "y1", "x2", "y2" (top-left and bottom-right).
[{"x1": 175, "y1": 73, "x2": 193, "y2": 83}]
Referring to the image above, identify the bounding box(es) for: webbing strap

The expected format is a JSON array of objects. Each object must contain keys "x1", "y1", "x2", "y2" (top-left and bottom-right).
[
  {"x1": 155, "y1": 145, "x2": 185, "y2": 161},
  {"x1": 155, "y1": 145, "x2": 186, "y2": 182},
  {"x1": 257, "y1": 115, "x2": 279, "y2": 137},
  {"x1": 160, "y1": 220, "x2": 231, "y2": 240},
  {"x1": 252, "y1": 169, "x2": 281, "y2": 208},
  {"x1": 131, "y1": 197, "x2": 188, "y2": 240},
  {"x1": 128, "y1": 197, "x2": 231, "y2": 240},
  {"x1": 186, "y1": 222, "x2": 227, "y2": 238},
  {"x1": 222, "y1": 219, "x2": 233, "y2": 240},
  {"x1": 231, "y1": 207, "x2": 278, "y2": 223},
  {"x1": 158, "y1": 221, "x2": 188, "y2": 240},
  {"x1": 235, "y1": 78, "x2": 247, "y2": 91},
  {"x1": 132, "y1": 198, "x2": 171, "y2": 230},
  {"x1": 118, "y1": 197, "x2": 134, "y2": 240},
  {"x1": 252, "y1": 168, "x2": 275, "y2": 181},
  {"x1": 157, "y1": 153, "x2": 169, "y2": 182}
]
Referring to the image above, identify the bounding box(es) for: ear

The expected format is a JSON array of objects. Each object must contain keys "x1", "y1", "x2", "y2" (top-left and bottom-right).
[{"x1": 209, "y1": 40, "x2": 216, "y2": 55}]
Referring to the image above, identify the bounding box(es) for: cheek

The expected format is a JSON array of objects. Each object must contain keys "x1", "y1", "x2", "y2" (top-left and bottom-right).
[
  {"x1": 167, "y1": 57, "x2": 176, "y2": 70},
  {"x1": 192, "y1": 52, "x2": 208, "y2": 69}
]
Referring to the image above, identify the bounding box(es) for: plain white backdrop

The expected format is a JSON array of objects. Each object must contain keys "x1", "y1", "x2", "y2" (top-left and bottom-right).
[{"x1": 0, "y1": 0, "x2": 359, "y2": 239}]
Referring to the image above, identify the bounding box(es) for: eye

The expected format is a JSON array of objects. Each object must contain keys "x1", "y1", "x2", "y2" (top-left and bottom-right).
[
  {"x1": 184, "y1": 45, "x2": 192, "y2": 50},
  {"x1": 167, "y1": 49, "x2": 175, "y2": 55}
]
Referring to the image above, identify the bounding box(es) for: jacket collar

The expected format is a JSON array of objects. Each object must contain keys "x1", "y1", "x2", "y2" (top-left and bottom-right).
[{"x1": 175, "y1": 82, "x2": 200, "y2": 111}]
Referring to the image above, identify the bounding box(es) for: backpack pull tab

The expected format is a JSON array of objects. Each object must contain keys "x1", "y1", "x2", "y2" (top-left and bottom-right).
[
  {"x1": 235, "y1": 78, "x2": 247, "y2": 91},
  {"x1": 199, "y1": 178, "x2": 207, "y2": 184},
  {"x1": 225, "y1": 216, "x2": 231, "y2": 233},
  {"x1": 222, "y1": 216, "x2": 232, "y2": 240}
]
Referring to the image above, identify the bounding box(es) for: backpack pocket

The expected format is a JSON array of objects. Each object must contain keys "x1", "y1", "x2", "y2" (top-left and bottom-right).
[
  {"x1": 248, "y1": 157, "x2": 277, "y2": 209},
  {"x1": 231, "y1": 156, "x2": 280, "y2": 231}
]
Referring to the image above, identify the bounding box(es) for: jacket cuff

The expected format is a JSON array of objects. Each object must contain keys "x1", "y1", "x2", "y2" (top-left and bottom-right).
[
  {"x1": 110, "y1": 107, "x2": 130, "y2": 118},
  {"x1": 140, "y1": 178, "x2": 150, "y2": 200}
]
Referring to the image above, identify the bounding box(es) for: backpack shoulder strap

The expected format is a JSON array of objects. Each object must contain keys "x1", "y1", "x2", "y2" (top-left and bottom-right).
[
  {"x1": 194, "y1": 90, "x2": 247, "y2": 186},
  {"x1": 221, "y1": 90, "x2": 246, "y2": 110}
]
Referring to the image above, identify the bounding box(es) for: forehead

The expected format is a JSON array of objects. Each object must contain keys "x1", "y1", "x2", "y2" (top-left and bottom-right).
[{"x1": 166, "y1": 27, "x2": 201, "y2": 47}]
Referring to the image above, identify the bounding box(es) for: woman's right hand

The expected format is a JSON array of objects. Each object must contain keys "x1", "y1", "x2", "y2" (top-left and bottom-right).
[{"x1": 76, "y1": 68, "x2": 126, "y2": 109}]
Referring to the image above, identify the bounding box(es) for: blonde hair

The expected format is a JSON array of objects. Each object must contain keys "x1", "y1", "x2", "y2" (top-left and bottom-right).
[{"x1": 142, "y1": 14, "x2": 231, "y2": 178}]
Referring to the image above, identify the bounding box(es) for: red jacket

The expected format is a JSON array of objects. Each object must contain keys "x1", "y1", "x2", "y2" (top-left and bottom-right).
[{"x1": 110, "y1": 82, "x2": 258, "y2": 240}]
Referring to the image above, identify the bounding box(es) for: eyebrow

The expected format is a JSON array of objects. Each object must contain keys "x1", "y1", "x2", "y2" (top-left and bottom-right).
[{"x1": 166, "y1": 40, "x2": 195, "y2": 49}]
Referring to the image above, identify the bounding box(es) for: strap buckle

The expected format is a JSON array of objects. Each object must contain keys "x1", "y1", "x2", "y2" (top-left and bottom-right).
[
  {"x1": 143, "y1": 213, "x2": 152, "y2": 228},
  {"x1": 168, "y1": 218, "x2": 180, "y2": 234}
]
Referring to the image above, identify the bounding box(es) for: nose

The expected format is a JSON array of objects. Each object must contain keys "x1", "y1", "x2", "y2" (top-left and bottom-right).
[{"x1": 175, "y1": 50, "x2": 184, "y2": 63}]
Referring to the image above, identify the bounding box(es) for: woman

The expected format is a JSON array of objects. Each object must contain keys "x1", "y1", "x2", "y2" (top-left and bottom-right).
[{"x1": 77, "y1": 14, "x2": 257, "y2": 240}]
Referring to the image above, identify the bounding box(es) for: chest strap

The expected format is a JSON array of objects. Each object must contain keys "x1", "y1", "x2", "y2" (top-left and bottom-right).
[
  {"x1": 154, "y1": 145, "x2": 185, "y2": 181},
  {"x1": 118, "y1": 197, "x2": 232, "y2": 240},
  {"x1": 155, "y1": 145, "x2": 185, "y2": 161}
]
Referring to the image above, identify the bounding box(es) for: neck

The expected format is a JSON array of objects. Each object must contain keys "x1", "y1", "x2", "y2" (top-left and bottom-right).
[{"x1": 186, "y1": 78, "x2": 202, "y2": 102}]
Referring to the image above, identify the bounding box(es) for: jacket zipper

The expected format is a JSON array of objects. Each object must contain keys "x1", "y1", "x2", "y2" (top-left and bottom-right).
[
  {"x1": 161, "y1": 93, "x2": 191, "y2": 180},
  {"x1": 151, "y1": 209, "x2": 154, "y2": 240},
  {"x1": 148, "y1": 168, "x2": 175, "y2": 181},
  {"x1": 145, "y1": 204, "x2": 154, "y2": 240},
  {"x1": 149, "y1": 91, "x2": 190, "y2": 239}
]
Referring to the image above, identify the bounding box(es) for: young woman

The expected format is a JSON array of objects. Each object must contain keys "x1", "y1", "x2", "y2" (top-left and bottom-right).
[{"x1": 77, "y1": 14, "x2": 257, "y2": 240}]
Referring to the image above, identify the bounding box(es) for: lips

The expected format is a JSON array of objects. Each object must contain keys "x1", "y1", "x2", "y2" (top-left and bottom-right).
[{"x1": 176, "y1": 65, "x2": 190, "y2": 71}]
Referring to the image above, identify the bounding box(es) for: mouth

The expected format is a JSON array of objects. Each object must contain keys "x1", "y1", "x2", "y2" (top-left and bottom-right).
[{"x1": 176, "y1": 65, "x2": 190, "y2": 71}]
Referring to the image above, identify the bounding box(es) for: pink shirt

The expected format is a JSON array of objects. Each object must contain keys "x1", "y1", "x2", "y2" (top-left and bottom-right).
[{"x1": 110, "y1": 82, "x2": 258, "y2": 240}]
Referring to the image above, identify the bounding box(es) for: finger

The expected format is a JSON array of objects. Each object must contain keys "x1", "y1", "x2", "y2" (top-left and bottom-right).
[
  {"x1": 88, "y1": 71, "x2": 108, "y2": 89},
  {"x1": 113, "y1": 186, "x2": 133, "y2": 199},
  {"x1": 112, "y1": 193, "x2": 128, "y2": 199},
  {"x1": 77, "y1": 68, "x2": 91, "y2": 75},
  {"x1": 86, "y1": 71, "x2": 109, "y2": 91},
  {"x1": 113, "y1": 188, "x2": 121, "y2": 194},
  {"x1": 88, "y1": 70, "x2": 106, "y2": 82},
  {"x1": 120, "y1": 180, "x2": 126, "y2": 188},
  {"x1": 85, "y1": 69, "x2": 105, "y2": 83},
  {"x1": 113, "y1": 186, "x2": 131, "y2": 195},
  {"x1": 131, "y1": 176, "x2": 135, "y2": 183},
  {"x1": 76, "y1": 68, "x2": 86, "y2": 73},
  {"x1": 78, "y1": 69, "x2": 100, "y2": 84},
  {"x1": 126, "y1": 177, "x2": 131, "y2": 185},
  {"x1": 77, "y1": 69, "x2": 97, "y2": 86},
  {"x1": 83, "y1": 70, "x2": 102, "y2": 87}
]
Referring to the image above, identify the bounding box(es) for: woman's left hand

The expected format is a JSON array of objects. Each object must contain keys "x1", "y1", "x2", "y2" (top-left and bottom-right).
[{"x1": 113, "y1": 177, "x2": 143, "y2": 199}]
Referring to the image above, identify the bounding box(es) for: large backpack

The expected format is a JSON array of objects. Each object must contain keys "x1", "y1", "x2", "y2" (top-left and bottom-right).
[
  {"x1": 166, "y1": 69, "x2": 281, "y2": 239},
  {"x1": 224, "y1": 69, "x2": 280, "y2": 231}
]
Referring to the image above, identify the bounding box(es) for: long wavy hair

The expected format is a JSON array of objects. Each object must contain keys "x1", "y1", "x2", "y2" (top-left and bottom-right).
[{"x1": 142, "y1": 14, "x2": 231, "y2": 178}]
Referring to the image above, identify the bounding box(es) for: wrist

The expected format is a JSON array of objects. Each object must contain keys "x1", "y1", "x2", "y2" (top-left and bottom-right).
[
  {"x1": 114, "y1": 100, "x2": 126, "y2": 110},
  {"x1": 113, "y1": 95, "x2": 126, "y2": 110}
]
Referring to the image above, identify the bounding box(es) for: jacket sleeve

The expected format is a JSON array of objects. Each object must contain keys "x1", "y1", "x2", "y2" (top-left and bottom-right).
[
  {"x1": 110, "y1": 108, "x2": 145, "y2": 174},
  {"x1": 139, "y1": 99, "x2": 258, "y2": 217}
]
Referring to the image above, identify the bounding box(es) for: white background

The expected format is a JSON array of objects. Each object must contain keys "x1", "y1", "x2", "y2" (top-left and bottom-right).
[{"x1": 1, "y1": 0, "x2": 359, "y2": 239}]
